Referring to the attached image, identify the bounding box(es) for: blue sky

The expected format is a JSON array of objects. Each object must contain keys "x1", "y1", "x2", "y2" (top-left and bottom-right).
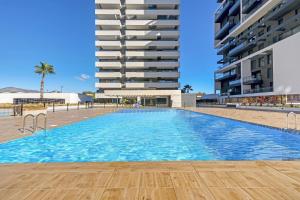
[{"x1": 0, "y1": 0, "x2": 218, "y2": 93}]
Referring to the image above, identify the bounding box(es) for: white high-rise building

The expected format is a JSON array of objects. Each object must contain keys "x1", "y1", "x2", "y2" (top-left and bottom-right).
[{"x1": 95, "y1": 0, "x2": 182, "y2": 107}]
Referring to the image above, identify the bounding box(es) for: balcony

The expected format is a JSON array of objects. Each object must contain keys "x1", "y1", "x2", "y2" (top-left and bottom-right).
[
  {"x1": 243, "y1": 87, "x2": 273, "y2": 94},
  {"x1": 95, "y1": 30, "x2": 122, "y2": 40},
  {"x1": 126, "y1": 20, "x2": 179, "y2": 29},
  {"x1": 126, "y1": 61, "x2": 179, "y2": 69},
  {"x1": 126, "y1": 51, "x2": 179, "y2": 59},
  {"x1": 95, "y1": 9, "x2": 121, "y2": 18},
  {"x1": 215, "y1": 20, "x2": 235, "y2": 40},
  {"x1": 96, "y1": 62, "x2": 122, "y2": 69},
  {"x1": 228, "y1": 40, "x2": 256, "y2": 57},
  {"x1": 242, "y1": 0, "x2": 262, "y2": 14},
  {"x1": 95, "y1": 41, "x2": 121, "y2": 50},
  {"x1": 217, "y1": 41, "x2": 235, "y2": 55},
  {"x1": 215, "y1": 0, "x2": 234, "y2": 23},
  {"x1": 268, "y1": 0, "x2": 300, "y2": 20},
  {"x1": 126, "y1": 0, "x2": 179, "y2": 6},
  {"x1": 229, "y1": 79, "x2": 241, "y2": 87},
  {"x1": 95, "y1": 51, "x2": 122, "y2": 59},
  {"x1": 95, "y1": 20, "x2": 121, "y2": 26},
  {"x1": 95, "y1": 72, "x2": 122, "y2": 78},
  {"x1": 126, "y1": 82, "x2": 179, "y2": 89},
  {"x1": 95, "y1": 0, "x2": 120, "y2": 9},
  {"x1": 95, "y1": 82, "x2": 122, "y2": 89},
  {"x1": 126, "y1": 71, "x2": 179, "y2": 78},
  {"x1": 215, "y1": 70, "x2": 237, "y2": 81},
  {"x1": 95, "y1": 20, "x2": 121, "y2": 29},
  {"x1": 229, "y1": 0, "x2": 241, "y2": 16},
  {"x1": 125, "y1": 41, "x2": 179, "y2": 50},
  {"x1": 243, "y1": 75, "x2": 262, "y2": 85},
  {"x1": 125, "y1": 30, "x2": 179, "y2": 40},
  {"x1": 126, "y1": 9, "x2": 179, "y2": 17}
]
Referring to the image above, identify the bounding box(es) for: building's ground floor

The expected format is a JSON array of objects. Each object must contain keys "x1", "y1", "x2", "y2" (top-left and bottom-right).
[
  {"x1": 95, "y1": 90, "x2": 196, "y2": 108},
  {"x1": 218, "y1": 93, "x2": 300, "y2": 106}
]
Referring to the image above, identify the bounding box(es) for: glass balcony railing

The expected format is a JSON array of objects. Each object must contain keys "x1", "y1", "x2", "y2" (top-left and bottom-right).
[
  {"x1": 243, "y1": 86, "x2": 273, "y2": 94},
  {"x1": 215, "y1": 20, "x2": 235, "y2": 40},
  {"x1": 242, "y1": 0, "x2": 262, "y2": 14},
  {"x1": 229, "y1": 0, "x2": 241, "y2": 16},
  {"x1": 229, "y1": 79, "x2": 241, "y2": 87},
  {"x1": 217, "y1": 41, "x2": 235, "y2": 55},
  {"x1": 228, "y1": 40, "x2": 256, "y2": 57},
  {"x1": 268, "y1": 0, "x2": 300, "y2": 20},
  {"x1": 215, "y1": 70, "x2": 237, "y2": 81},
  {"x1": 215, "y1": 0, "x2": 234, "y2": 23},
  {"x1": 243, "y1": 75, "x2": 262, "y2": 85}
]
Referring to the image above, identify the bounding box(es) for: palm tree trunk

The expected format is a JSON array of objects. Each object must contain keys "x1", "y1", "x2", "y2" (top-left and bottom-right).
[{"x1": 40, "y1": 75, "x2": 45, "y2": 99}]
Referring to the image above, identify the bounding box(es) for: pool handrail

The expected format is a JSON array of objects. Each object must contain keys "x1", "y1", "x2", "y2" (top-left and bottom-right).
[
  {"x1": 286, "y1": 112, "x2": 297, "y2": 130},
  {"x1": 35, "y1": 113, "x2": 47, "y2": 132},
  {"x1": 22, "y1": 114, "x2": 35, "y2": 133}
]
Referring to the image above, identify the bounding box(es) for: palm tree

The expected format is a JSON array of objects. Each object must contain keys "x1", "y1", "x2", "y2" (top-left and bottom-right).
[
  {"x1": 34, "y1": 62, "x2": 55, "y2": 99},
  {"x1": 181, "y1": 84, "x2": 193, "y2": 93}
]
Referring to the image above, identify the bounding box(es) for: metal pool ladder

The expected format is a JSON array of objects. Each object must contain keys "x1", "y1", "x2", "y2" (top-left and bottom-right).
[
  {"x1": 35, "y1": 113, "x2": 47, "y2": 131},
  {"x1": 22, "y1": 113, "x2": 47, "y2": 133},
  {"x1": 286, "y1": 112, "x2": 297, "y2": 130}
]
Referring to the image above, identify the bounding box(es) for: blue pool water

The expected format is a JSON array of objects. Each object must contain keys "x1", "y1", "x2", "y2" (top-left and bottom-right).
[{"x1": 0, "y1": 109, "x2": 300, "y2": 163}]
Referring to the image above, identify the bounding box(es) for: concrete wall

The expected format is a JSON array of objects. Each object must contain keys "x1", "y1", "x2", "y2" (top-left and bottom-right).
[
  {"x1": 241, "y1": 59, "x2": 252, "y2": 93},
  {"x1": 273, "y1": 32, "x2": 300, "y2": 95},
  {"x1": 0, "y1": 93, "x2": 83, "y2": 104},
  {"x1": 181, "y1": 94, "x2": 196, "y2": 108}
]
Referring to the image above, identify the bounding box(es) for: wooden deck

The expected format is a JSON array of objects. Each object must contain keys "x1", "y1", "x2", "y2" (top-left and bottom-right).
[{"x1": 0, "y1": 161, "x2": 299, "y2": 199}]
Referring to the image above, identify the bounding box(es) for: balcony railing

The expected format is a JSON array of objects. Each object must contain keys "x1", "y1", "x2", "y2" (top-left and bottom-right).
[
  {"x1": 229, "y1": 79, "x2": 241, "y2": 87},
  {"x1": 215, "y1": 20, "x2": 235, "y2": 40},
  {"x1": 228, "y1": 40, "x2": 256, "y2": 57},
  {"x1": 243, "y1": 86, "x2": 273, "y2": 94},
  {"x1": 229, "y1": 0, "x2": 241, "y2": 16},
  {"x1": 268, "y1": 0, "x2": 300, "y2": 20},
  {"x1": 215, "y1": 0, "x2": 234, "y2": 23},
  {"x1": 215, "y1": 70, "x2": 237, "y2": 81},
  {"x1": 217, "y1": 40, "x2": 235, "y2": 55},
  {"x1": 242, "y1": 0, "x2": 262, "y2": 14},
  {"x1": 243, "y1": 75, "x2": 262, "y2": 85}
]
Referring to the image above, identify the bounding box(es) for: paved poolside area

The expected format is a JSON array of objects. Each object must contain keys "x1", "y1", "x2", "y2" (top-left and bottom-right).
[
  {"x1": 0, "y1": 161, "x2": 299, "y2": 200},
  {"x1": 0, "y1": 108, "x2": 118, "y2": 143},
  {"x1": 187, "y1": 107, "x2": 300, "y2": 131}
]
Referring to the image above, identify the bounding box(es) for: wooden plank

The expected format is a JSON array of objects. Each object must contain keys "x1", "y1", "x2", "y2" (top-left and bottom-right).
[
  {"x1": 138, "y1": 188, "x2": 177, "y2": 200},
  {"x1": 174, "y1": 187, "x2": 215, "y2": 200}
]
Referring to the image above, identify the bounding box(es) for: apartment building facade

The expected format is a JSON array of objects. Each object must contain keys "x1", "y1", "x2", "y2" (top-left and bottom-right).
[
  {"x1": 214, "y1": 0, "x2": 300, "y2": 104},
  {"x1": 95, "y1": 0, "x2": 182, "y2": 107}
]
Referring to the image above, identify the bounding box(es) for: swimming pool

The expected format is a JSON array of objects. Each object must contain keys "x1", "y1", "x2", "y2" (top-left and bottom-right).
[{"x1": 0, "y1": 109, "x2": 300, "y2": 163}]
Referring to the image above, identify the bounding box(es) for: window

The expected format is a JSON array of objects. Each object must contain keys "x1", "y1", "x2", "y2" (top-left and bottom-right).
[
  {"x1": 267, "y1": 54, "x2": 272, "y2": 64},
  {"x1": 258, "y1": 43, "x2": 264, "y2": 50},
  {"x1": 251, "y1": 60, "x2": 257, "y2": 68},
  {"x1": 157, "y1": 98, "x2": 167, "y2": 105},
  {"x1": 278, "y1": 18, "x2": 283, "y2": 25},
  {"x1": 267, "y1": 26, "x2": 271, "y2": 32},
  {"x1": 148, "y1": 5, "x2": 157, "y2": 9},
  {"x1": 267, "y1": 68, "x2": 272, "y2": 79},
  {"x1": 259, "y1": 57, "x2": 265, "y2": 67},
  {"x1": 158, "y1": 15, "x2": 167, "y2": 20}
]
